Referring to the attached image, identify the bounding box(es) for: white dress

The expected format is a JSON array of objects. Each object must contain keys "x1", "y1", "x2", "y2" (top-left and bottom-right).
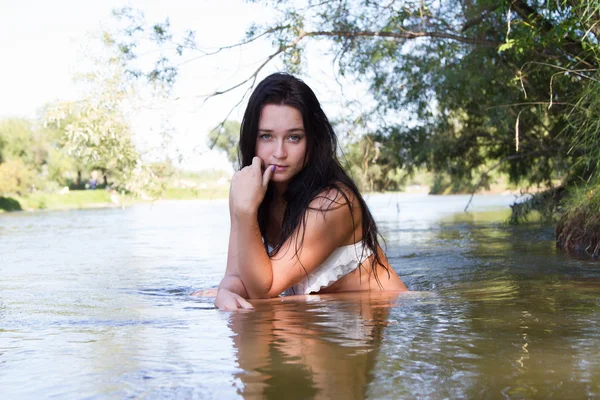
[{"x1": 268, "y1": 241, "x2": 373, "y2": 296}]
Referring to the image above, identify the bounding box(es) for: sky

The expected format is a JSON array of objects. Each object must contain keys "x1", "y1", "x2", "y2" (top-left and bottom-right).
[{"x1": 0, "y1": 0, "x2": 368, "y2": 171}]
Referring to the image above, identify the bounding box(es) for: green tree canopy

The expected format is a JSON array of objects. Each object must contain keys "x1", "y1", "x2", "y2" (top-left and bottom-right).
[
  {"x1": 0, "y1": 118, "x2": 45, "y2": 166},
  {"x1": 208, "y1": 120, "x2": 241, "y2": 170},
  {"x1": 45, "y1": 32, "x2": 169, "y2": 197},
  {"x1": 110, "y1": 1, "x2": 599, "y2": 194}
]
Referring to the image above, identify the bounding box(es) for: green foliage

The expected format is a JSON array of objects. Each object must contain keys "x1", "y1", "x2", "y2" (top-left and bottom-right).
[
  {"x1": 0, "y1": 115, "x2": 85, "y2": 196},
  {"x1": 0, "y1": 113, "x2": 110, "y2": 197},
  {"x1": 0, "y1": 159, "x2": 36, "y2": 196},
  {"x1": 509, "y1": 187, "x2": 566, "y2": 224},
  {"x1": 343, "y1": 134, "x2": 405, "y2": 192},
  {"x1": 162, "y1": 186, "x2": 229, "y2": 200},
  {"x1": 20, "y1": 190, "x2": 113, "y2": 210},
  {"x1": 44, "y1": 148, "x2": 81, "y2": 188},
  {"x1": 566, "y1": 72, "x2": 600, "y2": 176},
  {"x1": 429, "y1": 173, "x2": 475, "y2": 195},
  {"x1": 0, "y1": 29, "x2": 207, "y2": 210},
  {"x1": 208, "y1": 120, "x2": 241, "y2": 169},
  {"x1": 0, "y1": 119, "x2": 39, "y2": 165},
  {"x1": 0, "y1": 197, "x2": 22, "y2": 212},
  {"x1": 556, "y1": 176, "x2": 600, "y2": 258},
  {"x1": 44, "y1": 34, "x2": 167, "y2": 199},
  {"x1": 505, "y1": 1, "x2": 600, "y2": 223},
  {"x1": 109, "y1": 1, "x2": 598, "y2": 211}
]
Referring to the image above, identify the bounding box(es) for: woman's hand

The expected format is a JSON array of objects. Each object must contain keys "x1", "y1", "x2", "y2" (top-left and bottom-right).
[
  {"x1": 230, "y1": 157, "x2": 274, "y2": 216},
  {"x1": 215, "y1": 288, "x2": 254, "y2": 311}
]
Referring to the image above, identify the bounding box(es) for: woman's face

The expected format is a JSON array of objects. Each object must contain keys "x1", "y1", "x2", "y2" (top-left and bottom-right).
[{"x1": 255, "y1": 104, "x2": 307, "y2": 185}]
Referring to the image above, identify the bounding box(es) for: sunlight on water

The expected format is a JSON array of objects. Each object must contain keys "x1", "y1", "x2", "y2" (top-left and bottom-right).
[{"x1": 1, "y1": 194, "x2": 599, "y2": 398}]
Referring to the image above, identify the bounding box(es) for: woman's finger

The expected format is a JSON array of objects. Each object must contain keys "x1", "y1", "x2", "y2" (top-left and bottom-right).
[
  {"x1": 219, "y1": 299, "x2": 238, "y2": 311},
  {"x1": 236, "y1": 296, "x2": 254, "y2": 309},
  {"x1": 262, "y1": 164, "x2": 275, "y2": 187},
  {"x1": 252, "y1": 156, "x2": 262, "y2": 171}
]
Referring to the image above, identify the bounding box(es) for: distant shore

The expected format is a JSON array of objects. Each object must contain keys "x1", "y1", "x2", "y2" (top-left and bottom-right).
[
  {"x1": 1, "y1": 187, "x2": 527, "y2": 214},
  {"x1": 0, "y1": 186, "x2": 230, "y2": 213}
]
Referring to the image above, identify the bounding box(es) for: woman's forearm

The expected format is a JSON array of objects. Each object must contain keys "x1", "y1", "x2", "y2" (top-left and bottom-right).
[
  {"x1": 217, "y1": 215, "x2": 249, "y2": 298},
  {"x1": 234, "y1": 211, "x2": 274, "y2": 299}
]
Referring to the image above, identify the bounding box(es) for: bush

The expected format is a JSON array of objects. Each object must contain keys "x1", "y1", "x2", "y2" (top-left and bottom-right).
[
  {"x1": 0, "y1": 196, "x2": 22, "y2": 211},
  {"x1": 0, "y1": 159, "x2": 35, "y2": 196}
]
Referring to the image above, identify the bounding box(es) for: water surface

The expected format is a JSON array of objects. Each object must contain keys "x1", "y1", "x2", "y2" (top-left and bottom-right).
[{"x1": 1, "y1": 194, "x2": 599, "y2": 399}]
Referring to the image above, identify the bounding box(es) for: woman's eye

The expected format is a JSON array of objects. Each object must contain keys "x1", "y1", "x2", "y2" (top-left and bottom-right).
[
  {"x1": 289, "y1": 135, "x2": 302, "y2": 142},
  {"x1": 259, "y1": 134, "x2": 272, "y2": 140}
]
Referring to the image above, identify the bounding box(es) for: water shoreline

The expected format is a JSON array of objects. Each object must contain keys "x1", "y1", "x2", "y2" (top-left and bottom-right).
[
  {"x1": 1, "y1": 189, "x2": 526, "y2": 214},
  {"x1": 0, "y1": 187, "x2": 230, "y2": 213}
]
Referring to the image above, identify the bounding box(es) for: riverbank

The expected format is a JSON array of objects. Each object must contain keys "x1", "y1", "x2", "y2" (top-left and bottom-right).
[
  {"x1": 0, "y1": 190, "x2": 116, "y2": 212},
  {"x1": 556, "y1": 180, "x2": 600, "y2": 259},
  {"x1": 0, "y1": 184, "x2": 535, "y2": 213},
  {"x1": 0, "y1": 186, "x2": 229, "y2": 213}
]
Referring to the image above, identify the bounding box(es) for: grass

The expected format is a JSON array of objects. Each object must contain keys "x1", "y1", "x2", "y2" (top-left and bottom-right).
[
  {"x1": 0, "y1": 185, "x2": 230, "y2": 212},
  {"x1": 556, "y1": 178, "x2": 600, "y2": 259},
  {"x1": 161, "y1": 186, "x2": 229, "y2": 200},
  {"x1": 17, "y1": 190, "x2": 115, "y2": 211}
]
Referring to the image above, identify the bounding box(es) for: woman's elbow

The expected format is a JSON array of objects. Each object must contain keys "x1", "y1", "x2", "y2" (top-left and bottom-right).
[{"x1": 246, "y1": 284, "x2": 273, "y2": 299}]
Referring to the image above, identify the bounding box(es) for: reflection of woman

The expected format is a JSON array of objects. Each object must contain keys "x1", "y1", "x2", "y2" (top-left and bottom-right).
[
  {"x1": 229, "y1": 292, "x2": 398, "y2": 399},
  {"x1": 195, "y1": 73, "x2": 407, "y2": 310}
]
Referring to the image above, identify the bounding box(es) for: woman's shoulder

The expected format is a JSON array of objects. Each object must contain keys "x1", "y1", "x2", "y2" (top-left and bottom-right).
[
  {"x1": 300, "y1": 183, "x2": 363, "y2": 249},
  {"x1": 308, "y1": 182, "x2": 359, "y2": 213}
]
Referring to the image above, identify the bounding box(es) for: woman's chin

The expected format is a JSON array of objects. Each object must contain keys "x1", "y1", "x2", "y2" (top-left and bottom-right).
[{"x1": 270, "y1": 175, "x2": 290, "y2": 183}]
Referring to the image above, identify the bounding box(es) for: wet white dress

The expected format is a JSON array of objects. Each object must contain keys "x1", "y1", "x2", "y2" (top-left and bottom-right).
[{"x1": 268, "y1": 241, "x2": 373, "y2": 296}]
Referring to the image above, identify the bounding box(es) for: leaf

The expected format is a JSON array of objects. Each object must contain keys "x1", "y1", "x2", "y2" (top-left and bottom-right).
[{"x1": 498, "y1": 39, "x2": 515, "y2": 53}]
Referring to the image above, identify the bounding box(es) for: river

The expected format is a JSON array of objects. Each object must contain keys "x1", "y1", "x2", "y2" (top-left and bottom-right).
[{"x1": 1, "y1": 194, "x2": 599, "y2": 399}]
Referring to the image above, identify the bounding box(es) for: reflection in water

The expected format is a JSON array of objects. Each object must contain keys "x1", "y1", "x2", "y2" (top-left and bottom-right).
[
  {"x1": 229, "y1": 292, "x2": 401, "y2": 399},
  {"x1": 2, "y1": 196, "x2": 600, "y2": 398}
]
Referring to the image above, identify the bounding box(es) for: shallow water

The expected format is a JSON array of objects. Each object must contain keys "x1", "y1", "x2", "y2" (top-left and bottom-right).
[{"x1": 1, "y1": 194, "x2": 599, "y2": 399}]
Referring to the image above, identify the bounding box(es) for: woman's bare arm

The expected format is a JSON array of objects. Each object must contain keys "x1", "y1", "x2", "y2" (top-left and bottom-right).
[
  {"x1": 217, "y1": 220, "x2": 249, "y2": 298},
  {"x1": 227, "y1": 157, "x2": 355, "y2": 299},
  {"x1": 237, "y1": 191, "x2": 355, "y2": 299}
]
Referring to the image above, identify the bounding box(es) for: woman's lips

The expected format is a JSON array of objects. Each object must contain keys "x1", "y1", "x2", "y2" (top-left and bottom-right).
[{"x1": 273, "y1": 165, "x2": 288, "y2": 172}]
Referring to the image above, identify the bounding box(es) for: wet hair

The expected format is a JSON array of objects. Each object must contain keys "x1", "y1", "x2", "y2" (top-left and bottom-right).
[{"x1": 238, "y1": 72, "x2": 390, "y2": 288}]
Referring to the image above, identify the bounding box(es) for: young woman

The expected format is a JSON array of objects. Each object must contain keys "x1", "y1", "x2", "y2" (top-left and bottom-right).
[{"x1": 206, "y1": 73, "x2": 407, "y2": 310}]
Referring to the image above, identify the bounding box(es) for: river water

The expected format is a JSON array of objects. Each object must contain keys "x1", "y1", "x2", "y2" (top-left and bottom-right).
[{"x1": 1, "y1": 194, "x2": 599, "y2": 399}]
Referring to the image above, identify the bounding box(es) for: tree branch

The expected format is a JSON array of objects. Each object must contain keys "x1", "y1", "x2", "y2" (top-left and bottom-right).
[
  {"x1": 510, "y1": 0, "x2": 598, "y2": 68},
  {"x1": 199, "y1": 46, "x2": 289, "y2": 100},
  {"x1": 197, "y1": 33, "x2": 308, "y2": 152},
  {"x1": 461, "y1": 4, "x2": 501, "y2": 32},
  {"x1": 304, "y1": 29, "x2": 501, "y2": 46}
]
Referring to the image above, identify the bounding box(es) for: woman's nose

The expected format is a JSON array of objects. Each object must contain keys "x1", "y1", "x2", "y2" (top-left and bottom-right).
[{"x1": 273, "y1": 141, "x2": 287, "y2": 158}]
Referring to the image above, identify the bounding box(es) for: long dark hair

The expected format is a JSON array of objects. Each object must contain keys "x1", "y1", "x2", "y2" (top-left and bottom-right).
[{"x1": 239, "y1": 73, "x2": 389, "y2": 287}]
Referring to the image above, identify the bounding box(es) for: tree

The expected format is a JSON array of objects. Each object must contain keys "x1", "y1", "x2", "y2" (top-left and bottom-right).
[
  {"x1": 45, "y1": 32, "x2": 168, "y2": 197},
  {"x1": 208, "y1": 120, "x2": 241, "y2": 169},
  {"x1": 0, "y1": 117, "x2": 73, "y2": 193},
  {"x1": 109, "y1": 1, "x2": 598, "y2": 200},
  {"x1": 343, "y1": 133, "x2": 406, "y2": 192},
  {"x1": 0, "y1": 118, "x2": 47, "y2": 167},
  {"x1": 0, "y1": 159, "x2": 35, "y2": 196}
]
